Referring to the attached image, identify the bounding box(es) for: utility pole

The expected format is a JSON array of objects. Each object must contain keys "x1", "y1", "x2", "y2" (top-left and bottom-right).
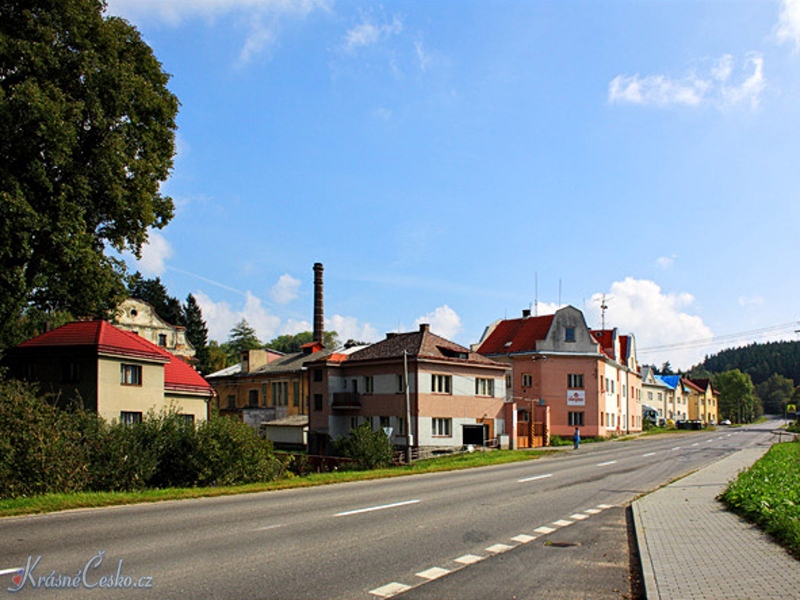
[{"x1": 404, "y1": 350, "x2": 413, "y2": 463}]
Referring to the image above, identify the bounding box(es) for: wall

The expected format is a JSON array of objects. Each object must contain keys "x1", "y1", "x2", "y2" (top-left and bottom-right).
[{"x1": 96, "y1": 357, "x2": 165, "y2": 422}]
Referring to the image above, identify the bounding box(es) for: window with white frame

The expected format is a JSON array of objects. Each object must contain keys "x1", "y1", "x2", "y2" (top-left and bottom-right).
[
  {"x1": 475, "y1": 378, "x2": 494, "y2": 396},
  {"x1": 432, "y1": 417, "x2": 452, "y2": 437},
  {"x1": 120, "y1": 411, "x2": 142, "y2": 426},
  {"x1": 120, "y1": 364, "x2": 142, "y2": 386},
  {"x1": 431, "y1": 374, "x2": 452, "y2": 394},
  {"x1": 522, "y1": 373, "x2": 533, "y2": 387},
  {"x1": 567, "y1": 374, "x2": 584, "y2": 388}
]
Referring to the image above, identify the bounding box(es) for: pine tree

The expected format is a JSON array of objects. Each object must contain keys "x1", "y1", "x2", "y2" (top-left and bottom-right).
[{"x1": 183, "y1": 294, "x2": 210, "y2": 374}]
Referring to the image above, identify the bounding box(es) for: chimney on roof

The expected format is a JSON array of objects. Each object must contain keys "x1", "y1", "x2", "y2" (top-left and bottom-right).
[
  {"x1": 313, "y1": 262, "x2": 324, "y2": 345},
  {"x1": 419, "y1": 323, "x2": 430, "y2": 333},
  {"x1": 522, "y1": 309, "x2": 531, "y2": 318}
]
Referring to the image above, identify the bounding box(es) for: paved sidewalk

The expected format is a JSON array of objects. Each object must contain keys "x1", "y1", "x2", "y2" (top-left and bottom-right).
[{"x1": 633, "y1": 442, "x2": 800, "y2": 600}]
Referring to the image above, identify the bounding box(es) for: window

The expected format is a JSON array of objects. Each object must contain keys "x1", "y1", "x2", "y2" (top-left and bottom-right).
[
  {"x1": 565, "y1": 327, "x2": 576, "y2": 342},
  {"x1": 61, "y1": 361, "x2": 80, "y2": 383},
  {"x1": 505, "y1": 374, "x2": 512, "y2": 389},
  {"x1": 432, "y1": 417, "x2": 452, "y2": 437},
  {"x1": 293, "y1": 381, "x2": 300, "y2": 407},
  {"x1": 349, "y1": 416, "x2": 360, "y2": 430},
  {"x1": 313, "y1": 394, "x2": 323, "y2": 411},
  {"x1": 180, "y1": 414, "x2": 195, "y2": 426},
  {"x1": 431, "y1": 374, "x2": 452, "y2": 394},
  {"x1": 313, "y1": 369, "x2": 323, "y2": 382},
  {"x1": 396, "y1": 374, "x2": 405, "y2": 393},
  {"x1": 380, "y1": 416, "x2": 391, "y2": 429},
  {"x1": 272, "y1": 381, "x2": 289, "y2": 406},
  {"x1": 648, "y1": 391, "x2": 653, "y2": 401},
  {"x1": 120, "y1": 411, "x2": 142, "y2": 426},
  {"x1": 227, "y1": 395, "x2": 236, "y2": 409},
  {"x1": 365, "y1": 376, "x2": 374, "y2": 394},
  {"x1": 120, "y1": 364, "x2": 142, "y2": 386},
  {"x1": 262, "y1": 383, "x2": 268, "y2": 406},
  {"x1": 568, "y1": 412, "x2": 584, "y2": 426},
  {"x1": 248, "y1": 390, "x2": 258, "y2": 407},
  {"x1": 567, "y1": 374, "x2": 584, "y2": 388},
  {"x1": 397, "y1": 417, "x2": 407, "y2": 435},
  {"x1": 518, "y1": 409, "x2": 530, "y2": 422},
  {"x1": 522, "y1": 373, "x2": 533, "y2": 387},
  {"x1": 475, "y1": 378, "x2": 494, "y2": 396},
  {"x1": 158, "y1": 333, "x2": 167, "y2": 347}
]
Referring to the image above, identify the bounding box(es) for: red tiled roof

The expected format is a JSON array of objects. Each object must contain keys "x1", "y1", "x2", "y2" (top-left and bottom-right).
[
  {"x1": 476, "y1": 315, "x2": 554, "y2": 355},
  {"x1": 19, "y1": 321, "x2": 213, "y2": 396}
]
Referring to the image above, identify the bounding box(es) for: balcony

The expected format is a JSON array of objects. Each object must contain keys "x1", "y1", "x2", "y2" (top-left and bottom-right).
[{"x1": 331, "y1": 392, "x2": 361, "y2": 410}]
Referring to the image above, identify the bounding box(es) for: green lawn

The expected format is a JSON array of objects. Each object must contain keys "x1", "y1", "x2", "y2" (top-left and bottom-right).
[
  {"x1": 720, "y1": 440, "x2": 800, "y2": 557},
  {"x1": 0, "y1": 447, "x2": 559, "y2": 518}
]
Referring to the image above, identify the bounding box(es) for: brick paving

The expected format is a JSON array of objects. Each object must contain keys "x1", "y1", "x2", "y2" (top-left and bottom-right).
[{"x1": 633, "y1": 444, "x2": 800, "y2": 600}]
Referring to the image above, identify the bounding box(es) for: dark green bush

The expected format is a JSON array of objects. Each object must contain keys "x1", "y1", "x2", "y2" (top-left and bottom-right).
[{"x1": 333, "y1": 422, "x2": 394, "y2": 470}]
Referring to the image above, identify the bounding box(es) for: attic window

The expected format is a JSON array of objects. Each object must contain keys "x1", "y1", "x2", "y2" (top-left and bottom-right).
[
  {"x1": 438, "y1": 346, "x2": 468, "y2": 360},
  {"x1": 565, "y1": 327, "x2": 576, "y2": 342}
]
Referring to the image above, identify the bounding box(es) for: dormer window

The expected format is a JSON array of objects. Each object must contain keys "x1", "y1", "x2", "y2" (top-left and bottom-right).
[{"x1": 565, "y1": 327, "x2": 576, "y2": 342}]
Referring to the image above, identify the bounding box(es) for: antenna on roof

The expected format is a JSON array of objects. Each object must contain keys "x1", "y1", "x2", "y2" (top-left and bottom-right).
[
  {"x1": 597, "y1": 294, "x2": 610, "y2": 330},
  {"x1": 534, "y1": 272, "x2": 538, "y2": 317}
]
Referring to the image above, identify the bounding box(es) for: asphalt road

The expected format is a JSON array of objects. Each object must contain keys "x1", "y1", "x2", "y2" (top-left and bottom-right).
[{"x1": 0, "y1": 426, "x2": 774, "y2": 599}]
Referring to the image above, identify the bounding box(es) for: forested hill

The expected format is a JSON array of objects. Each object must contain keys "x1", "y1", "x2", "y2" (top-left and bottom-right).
[{"x1": 699, "y1": 340, "x2": 800, "y2": 386}]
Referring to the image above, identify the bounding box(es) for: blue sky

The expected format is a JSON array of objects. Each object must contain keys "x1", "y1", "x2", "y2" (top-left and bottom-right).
[{"x1": 106, "y1": 0, "x2": 800, "y2": 369}]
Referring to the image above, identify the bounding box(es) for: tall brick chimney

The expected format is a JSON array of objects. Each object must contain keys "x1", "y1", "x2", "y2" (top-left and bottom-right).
[{"x1": 313, "y1": 262, "x2": 324, "y2": 345}]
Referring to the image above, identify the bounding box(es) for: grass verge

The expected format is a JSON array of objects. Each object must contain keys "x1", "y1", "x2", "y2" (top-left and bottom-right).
[
  {"x1": 0, "y1": 447, "x2": 558, "y2": 518},
  {"x1": 719, "y1": 440, "x2": 800, "y2": 557}
]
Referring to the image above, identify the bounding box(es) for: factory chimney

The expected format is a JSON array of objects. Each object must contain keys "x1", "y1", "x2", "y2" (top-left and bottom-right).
[{"x1": 313, "y1": 262, "x2": 324, "y2": 345}]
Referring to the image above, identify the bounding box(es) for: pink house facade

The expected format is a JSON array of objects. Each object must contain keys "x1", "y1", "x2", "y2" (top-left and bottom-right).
[{"x1": 474, "y1": 306, "x2": 642, "y2": 440}]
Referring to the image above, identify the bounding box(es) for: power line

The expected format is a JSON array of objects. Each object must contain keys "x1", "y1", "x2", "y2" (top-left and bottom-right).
[{"x1": 637, "y1": 321, "x2": 799, "y2": 355}]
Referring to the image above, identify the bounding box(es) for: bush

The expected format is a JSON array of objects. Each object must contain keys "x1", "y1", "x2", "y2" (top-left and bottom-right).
[{"x1": 333, "y1": 422, "x2": 394, "y2": 470}]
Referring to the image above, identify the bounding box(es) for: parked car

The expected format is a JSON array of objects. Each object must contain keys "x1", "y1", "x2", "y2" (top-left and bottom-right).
[{"x1": 720, "y1": 419, "x2": 732, "y2": 426}]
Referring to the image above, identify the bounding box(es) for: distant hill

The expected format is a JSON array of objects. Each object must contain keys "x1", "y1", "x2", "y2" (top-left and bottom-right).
[{"x1": 698, "y1": 340, "x2": 800, "y2": 386}]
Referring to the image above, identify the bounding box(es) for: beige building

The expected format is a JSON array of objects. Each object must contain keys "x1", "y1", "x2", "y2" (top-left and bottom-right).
[{"x1": 116, "y1": 298, "x2": 196, "y2": 362}]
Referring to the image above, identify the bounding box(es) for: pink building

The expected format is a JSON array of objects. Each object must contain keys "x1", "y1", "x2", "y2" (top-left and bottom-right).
[{"x1": 475, "y1": 306, "x2": 642, "y2": 440}]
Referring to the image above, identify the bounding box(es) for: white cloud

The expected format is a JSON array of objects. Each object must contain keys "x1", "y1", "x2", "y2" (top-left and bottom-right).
[
  {"x1": 656, "y1": 255, "x2": 677, "y2": 270},
  {"x1": 344, "y1": 15, "x2": 403, "y2": 52},
  {"x1": 106, "y1": 0, "x2": 329, "y2": 64},
  {"x1": 194, "y1": 290, "x2": 281, "y2": 343},
  {"x1": 135, "y1": 231, "x2": 173, "y2": 276},
  {"x1": 777, "y1": 0, "x2": 800, "y2": 51},
  {"x1": 738, "y1": 295, "x2": 765, "y2": 307},
  {"x1": 415, "y1": 40, "x2": 431, "y2": 72},
  {"x1": 585, "y1": 278, "x2": 713, "y2": 369},
  {"x1": 608, "y1": 54, "x2": 765, "y2": 110},
  {"x1": 270, "y1": 274, "x2": 301, "y2": 304},
  {"x1": 327, "y1": 314, "x2": 380, "y2": 344},
  {"x1": 414, "y1": 305, "x2": 463, "y2": 340}
]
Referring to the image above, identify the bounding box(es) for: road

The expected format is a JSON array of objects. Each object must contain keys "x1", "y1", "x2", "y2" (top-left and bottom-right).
[{"x1": 0, "y1": 425, "x2": 775, "y2": 599}]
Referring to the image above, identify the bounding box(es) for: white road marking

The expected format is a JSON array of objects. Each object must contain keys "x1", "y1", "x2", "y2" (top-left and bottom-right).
[
  {"x1": 691, "y1": 443, "x2": 699, "y2": 447},
  {"x1": 486, "y1": 543, "x2": 513, "y2": 554},
  {"x1": 253, "y1": 524, "x2": 285, "y2": 532},
  {"x1": 370, "y1": 582, "x2": 411, "y2": 598},
  {"x1": 552, "y1": 519, "x2": 573, "y2": 527},
  {"x1": 642, "y1": 452, "x2": 656, "y2": 457},
  {"x1": 569, "y1": 513, "x2": 589, "y2": 521},
  {"x1": 454, "y1": 554, "x2": 484, "y2": 565},
  {"x1": 416, "y1": 567, "x2": 450, "y2": 580},
  {"x1": 534, "y1": 526, "x2": 556, "y2": 534},
  {"x1": 706, "y1": 439, "x2": 714, "y2": 443},
  {"x1": 584, "y1": 508, "x2": 602, "y2": 515},
  {"x1": 512, "y1": 534, "x2": 537, "y2": 544},
  {"x1": 671, "y1": 446, "x2": 682, "y2": 450},
  {"x1": 597, "y1": 504, "x2": 614, "y2": 509},
  {"x1": 518, "y1": 473, "x2": 553, "y2": 483},
  {"x1": 335, "y1": 499, "x2": 420, "y2": 517},
  {"x1": 597, "y1": 460, "x2": 617, "y2": 466}
]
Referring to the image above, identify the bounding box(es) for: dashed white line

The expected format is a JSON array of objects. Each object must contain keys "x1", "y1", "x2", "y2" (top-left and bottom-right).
[
  {"x1": 535, "y1": 526, "x2": 556, "y2": 535},
  {"x1": 335, "y1": 499, "x2": 420, "y2": 517},
  {"x1": 518, "y1": 473, "x2": 553, "y2": 483},
  {"x1": 671, "y1": 446, "x2": 682, "y2": 450},
  {"x1": 584, "y1": 508, "x2": 602, "y2": 515},
  {"x1": 486, "y1": 543, "x2": 514, "y2": 554},
  {"x1": 512, "y1": 534, "x2": 537, "y2": 544},
  {"x1": 597, "y1": 504, "x2": 614, "y2": 509},
  {"x1": 253, "y1": 524, "x2": 285, "y2": 532},
  {"x1": 691, "y1": 443, "x2": 699, "y2": 447},
  {"x1": 370, "y1": 582, "x2": 411, "y2": 598},
  {"x1": 569, "y1": 513, "x2": 589, "y2": 521},
  {"x1": 642, "y1": 452, "x2": 656, "y2": 457},
  {"x1": 454, "y1": 554, "x2": 484, "y2": 565},
  {"x1": 552, "y1": 519, "x2": 573, "y2": 528},
  {"x1": 597, "y1": 460, "x2": 617, "y2": 466},
  {"x1": 416, "y1": 567, "x2": 450, "y2": 580}
]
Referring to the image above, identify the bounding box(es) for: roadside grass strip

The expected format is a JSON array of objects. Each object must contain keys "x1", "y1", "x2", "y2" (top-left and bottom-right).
[{"x1": 415, "y1": 567, "x2": 450, "y2": 580}]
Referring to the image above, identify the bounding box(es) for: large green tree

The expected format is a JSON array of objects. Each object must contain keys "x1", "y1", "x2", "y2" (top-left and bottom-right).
[
  {"x1": 224, "y1": 319, "x2": 262, "y2": 362},
  {"x1": 755, "y1": 373, "x2": 795, "y2": 415},
  {"x1": 266, "y1": 331, "x2": 340, "y2": 354},
  {"x1": 714, "y1": 369, "x2": 760, "y2": 424},
  {"x1": 0, "y1": 0, "x2": 179, "y2": 347},
  {"x1": 183, "y1": 294, "x2": 210, "y2": 374}
]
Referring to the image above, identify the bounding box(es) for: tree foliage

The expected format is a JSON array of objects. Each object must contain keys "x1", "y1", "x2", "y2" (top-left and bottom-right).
[
  {"x1": 127, "y1": 273, "x2": 183, "y2": 325},
  {"x1": 755, "y1": 374, "x2": 795, "y2": 415},
  {"x1": 700, "y1": 341, "x2": 800, "y2": 387},
  {"x1": 0, "y1": 0, "x2": 179, "y2": 347},
  {"x1": 333, "y1": 422, "x2": 395, "y2": 470},
  {"x1": 224, "y1": 319, "x2": 262, "y2": 362},
  {"x1": 266, "y1": 331, "x2": 339, "y2": 354},
  {"x1": 713, "y1": 369, "x2": 760, "y2": 424},
  {"x1": 183, "y1": 293, "x2": 210, "y2": 374}
]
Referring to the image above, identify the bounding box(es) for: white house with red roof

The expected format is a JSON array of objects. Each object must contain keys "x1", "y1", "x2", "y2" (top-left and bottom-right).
[
  {"x1": 474, "y1": 306, "x2": 642, "y2": 441},
  {"x1": 5, "y1": 320, "x2": 213, "y2": 424}
]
